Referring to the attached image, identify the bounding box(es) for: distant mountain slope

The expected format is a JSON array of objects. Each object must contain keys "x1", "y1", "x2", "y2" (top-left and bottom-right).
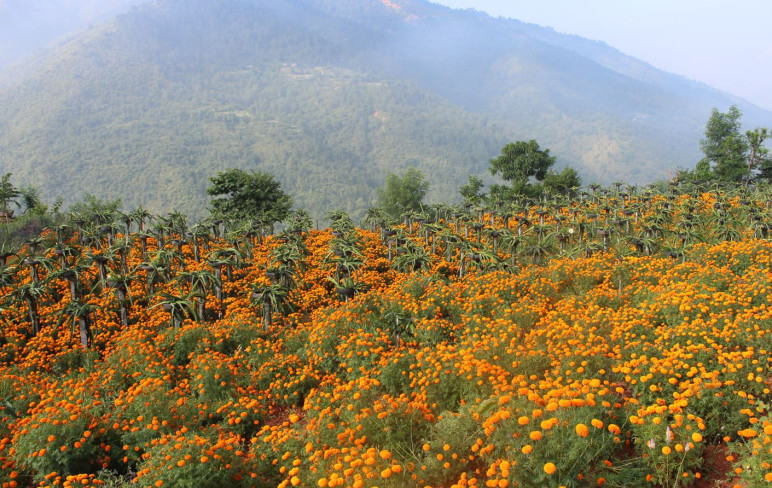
[
  {"x1": 0, "y1": 0, "x2": 147, "y2": 70},
  {"x1": 0, "y1": 0, "x2": 769, "y2": 219},
  {"x1": 0, "y1": 0, "x2": 507, "y2": 219}
]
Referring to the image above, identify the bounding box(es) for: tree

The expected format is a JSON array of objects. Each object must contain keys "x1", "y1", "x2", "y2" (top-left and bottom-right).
[
  {"x1": 376, "y1": 166, "x2": 429, "y2": 219},
  {"x1": 699, "y1": 106, "x2": 749, "y2": 183},
  {"x1": 0, "y1": 173, "x2": 20, "y2": 218},
  {"x1": 489, "y1": 140, "x2": 556, "y2": 197},
  {"x1": 542, "y1": 167, "x2": 582, "y2": 195},
  {"x1": 459, "y1": 175, "x2": 486, "y2": 205},
  {"x1": 490, "y1": 140, "x2": 555, "y2": 184},
  {"x1": 17, "y1": 186, "x2": 42, "y2": 214},
  {"x1": 747, "y1": 128, "x2": 771, "y2": 184},
  {"x1": 0, "y1": 175, "x2": 59, "y2": 249},
  {"x1": 207, "y1": 169, "x2": 292, "y2": 226}
]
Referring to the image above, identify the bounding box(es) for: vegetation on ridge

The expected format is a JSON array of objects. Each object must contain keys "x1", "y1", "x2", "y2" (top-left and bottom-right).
[{"x1": 2, "y1": 0, "x2": 770, "y2": 220}]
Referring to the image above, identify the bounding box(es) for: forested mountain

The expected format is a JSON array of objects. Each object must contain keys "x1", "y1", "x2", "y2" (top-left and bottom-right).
[{"x1": 0, "y1": 0, "x2": 769, "y2": 219}]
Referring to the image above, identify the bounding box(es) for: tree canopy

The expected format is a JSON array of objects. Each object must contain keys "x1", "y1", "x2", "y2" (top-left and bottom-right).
[
  {"x1": 747, "y1": 127, "x2": 771, "y2": 184},
  {"x1": 0, "y1": 172, "x2": 46, "y2": 218},
  {"x1": 0, "y1": 173, "x2": 20, "y2": 216},
  {"x1": 682, "y1": 106, "x2": 771, "y2": 185},
  {"x1": 376, "y1": 166, "x2": 429, "y2": 219},
  {"x1": 699, "y1": 106, "x2": 749, "y2": 183},
  {"x1": 542, "y1": 167, "x2": 582, "y2": 195},
  {"x1": 207, "y1": 169, "x2": 292, "y2": 225},
  {"x1": 459, "y1": 175, "x2": 486, "y2": 205},
  {"x1": 488, "y1": 140, "x2": 560, "y2": 199},
  {"x1": 490, "y1": 140, "x2": 555, "y2": 184}
]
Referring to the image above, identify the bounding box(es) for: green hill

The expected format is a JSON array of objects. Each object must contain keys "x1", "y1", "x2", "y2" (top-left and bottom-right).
[{"x1": 0, "y1": 0, "x2": 769, "y2": 219}]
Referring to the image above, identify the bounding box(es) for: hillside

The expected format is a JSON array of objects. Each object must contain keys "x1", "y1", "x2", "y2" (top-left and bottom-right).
[{"x1": 0, "y1": 0, "x2": 770, "y2": 219}]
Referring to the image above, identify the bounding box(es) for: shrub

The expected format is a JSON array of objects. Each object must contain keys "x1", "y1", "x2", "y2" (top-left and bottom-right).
[
  {"x1": 627, "y1": 405, "x2": 706, "y2": 487},
  {"x1": 731, "y1": 411, "x2": 772, "y2": 485},
  {"x1": 12, "y1": 393, "x2": 118, "y2": 482},
  {"x1": 133, "y1": 431, "x2": 250, "y2": 488}
]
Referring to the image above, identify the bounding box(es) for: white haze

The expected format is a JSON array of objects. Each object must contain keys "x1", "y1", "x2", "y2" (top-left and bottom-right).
[{"x1": 0, "y1": 0, "x2": 148, "y2": 68}]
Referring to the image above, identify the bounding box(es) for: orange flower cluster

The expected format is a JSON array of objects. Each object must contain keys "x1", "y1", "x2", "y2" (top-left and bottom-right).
[{"x1": 0, "y1": 190, "x2": 771, "y2": 486}]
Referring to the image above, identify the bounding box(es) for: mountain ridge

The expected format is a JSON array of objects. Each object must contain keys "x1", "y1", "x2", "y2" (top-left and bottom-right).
[{"x1": 0, "y1": 0, "x2": 769, "y2": 219}]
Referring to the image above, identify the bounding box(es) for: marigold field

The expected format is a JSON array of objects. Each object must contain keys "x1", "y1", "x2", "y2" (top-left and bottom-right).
[{"x1": 2, "y1": 188, "x2": 772, "y2": 487}]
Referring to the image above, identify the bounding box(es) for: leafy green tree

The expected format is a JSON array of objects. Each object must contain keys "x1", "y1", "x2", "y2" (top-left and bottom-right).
[
  {"x1": 376, "y1": 166, "x2": 429, "y2": 219},
  {"x1": 0, "y1": 175, "x2": 60, "y2": 249},
  {"x1": 0, "y1": 173, "x2": 20, "y2": 217},
  {"x1": 459, "y1": 175, "x2": 486, "y2": 205},
  {"x1": 747, "y1": 128, "x2": 771, "y2": 184},
  {"x1": 17, "y1": 186, "x2": 42, "y2": 214},
  {"x1": 699, "y1": 106, "x2": 749, "y2": 183},
  {"x1": 489, "y1": 140, "x2": 555, "y2": 198},
  {"x1": 207, "y1": 169, "x2": 292, "y2": 226},
  {"x1": 691, "y1": 159, "x2": 713, "y2": 181},
  {"x1": 542, "y1": 167, "x2": 582, "y2": 195}
]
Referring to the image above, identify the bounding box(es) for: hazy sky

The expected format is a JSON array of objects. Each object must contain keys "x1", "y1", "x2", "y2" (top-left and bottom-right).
[{"x1": 434, "y1": 0, "x2": 772, "y2": 112}]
